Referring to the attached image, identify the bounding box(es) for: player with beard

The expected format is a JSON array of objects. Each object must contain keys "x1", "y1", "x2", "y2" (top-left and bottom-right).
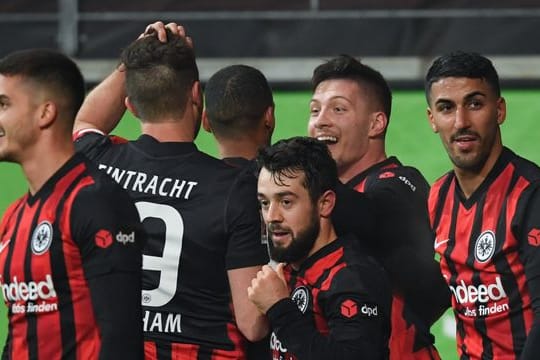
[
  {"x1": 249, "y1": 136, "x2": 391, "y2": 359},
  {"x1": 426, "y1": 51, "x2": 540, "y2": 359}
]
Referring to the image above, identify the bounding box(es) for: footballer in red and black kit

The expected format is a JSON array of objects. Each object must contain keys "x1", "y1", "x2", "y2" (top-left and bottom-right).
[
  {"x1": 340, "y1": 156, "x2": 449, "y2": 359},
  {"x1": 268, "y1": 234, "x2": 391, "y2": 360},
  {"x1": 429, "y1": 148, "x2": 540, "y2": 359},
  {"x1": 251, "y1": 137, "x2": 391, "y2": 360},
  {"x1": 74, "y1": 131, "x2": 269, "y2": 358},
  {"x1": 0, "y1": 153, "x2": 145, "y2": 359}
]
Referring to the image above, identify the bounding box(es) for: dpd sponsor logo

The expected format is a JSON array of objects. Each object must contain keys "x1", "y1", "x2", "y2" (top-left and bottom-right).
[{"x1": 116, "y1": 231, "x2": 135, "y2": 245}]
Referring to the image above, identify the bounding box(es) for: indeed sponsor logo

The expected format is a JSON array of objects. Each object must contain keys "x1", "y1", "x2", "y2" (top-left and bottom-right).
[
  {"x1": 449, "y1": 276, "x2": 507, "y2": 304},
  {"x1": 0, "y1": 275, "x2": 57, "y2": 302},
  {"x1": 116, "y1": 231, "x2": 135, "y2": 245}
]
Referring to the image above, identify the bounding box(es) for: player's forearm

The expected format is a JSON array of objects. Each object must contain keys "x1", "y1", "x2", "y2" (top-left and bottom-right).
[
  {"x1": 74, "y1": 67, "x2": 127, "y2": 135},
  {"x1": 229, "y1": 266, "x2": 271, "y2": 341},
  {"x1": 238, "y1": 310, "x2": 270, "y2": 342}
]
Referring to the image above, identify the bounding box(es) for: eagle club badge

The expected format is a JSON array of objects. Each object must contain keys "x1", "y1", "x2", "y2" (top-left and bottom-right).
[
  {"x1": 31, "y1": 221, "x2": 53, "y2": 255},
  {"x1": 291, "y1": 286, "x2": 310, "y2": 314},
  {"x1": 475, "y1": 230, "x2": 496, "y2": 263}
]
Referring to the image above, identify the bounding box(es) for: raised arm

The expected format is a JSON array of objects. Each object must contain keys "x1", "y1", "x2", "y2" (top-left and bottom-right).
[{"x1": 73, "y1": 66, "x2": 127, "y2": 134}]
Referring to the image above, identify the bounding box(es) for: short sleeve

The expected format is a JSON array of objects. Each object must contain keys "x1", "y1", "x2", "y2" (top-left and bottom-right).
[
  {"x1": 69, "y1": 176, "x2": 144, "y2": 278},
  {"x1": 224, "y1": 169, "x2": 269, "y2": 269}
]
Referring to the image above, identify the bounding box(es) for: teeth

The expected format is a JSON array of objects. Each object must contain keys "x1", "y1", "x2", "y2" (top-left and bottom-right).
[
  {"x1": 317, "y1": 136, "x2": 337, "y2": 143},
  {"x1": 0, "y1": 129, "x2": 4, "y2": 137}
]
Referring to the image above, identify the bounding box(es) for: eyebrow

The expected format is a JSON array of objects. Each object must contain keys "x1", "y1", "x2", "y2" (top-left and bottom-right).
[
  {"x1": 434, "y1": 91, "x2": 486, "y2": 105},
  {"x1": 310, "y1": 95, "x2": 351, "y2": 103},
  {"x1": 464, "y1": 91, "x2": 487, "y2": 101},
  {"x1": 257, "y1": 190, "x2": 298, "y2": 198}
]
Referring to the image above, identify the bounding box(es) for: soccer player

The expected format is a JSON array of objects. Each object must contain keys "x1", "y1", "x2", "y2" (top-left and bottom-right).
[
  {"x1": 203, "y1": 63, "x2": 276, "y2": 359},
  {"x1": 203, "y1": 64, "x2": 275, "y2": 165},
  {"x1": 425, "y1": 51, "x2": 540, "y2": 359},
  {"x1": 0, "y1": 49, "x2": 144, "y2": 359},
  {"x1": 249, "y1": 136, "x2": 391, "y2": 359},
  {"x1": 308, "y1": 55, "x2": 450, "y2": 359},
  {"x1": 73, "y1": 28, "x2": 270, "y2": 358}
]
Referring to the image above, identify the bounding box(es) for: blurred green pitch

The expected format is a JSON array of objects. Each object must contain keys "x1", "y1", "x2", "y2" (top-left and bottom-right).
[{"x1": 1, "y1": 89, "x2": 539, "y2": 358}]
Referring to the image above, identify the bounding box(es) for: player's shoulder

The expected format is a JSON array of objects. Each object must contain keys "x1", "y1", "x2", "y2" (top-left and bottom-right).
[
  {"x1": 504, "y1": 147, "x2": 540, "y2": 182},
  {"x1": 325, "y1": 236, "x2": 390, "y2": 295},
  {"x1": 367, "y1": 157, "x2": 429, "y2": 197},
  {"x1": 73, "y1": 128, "x2": 129, "y2": 159},
  {"x1": 0, "y1": 196, "x2": 26, "y2": 234},
  {"x1": 76, "y1": 154, "x2": 133, "y2": 201}
]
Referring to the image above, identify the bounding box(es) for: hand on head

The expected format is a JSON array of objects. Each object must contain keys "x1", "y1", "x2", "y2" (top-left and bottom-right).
[{"x1": 138, "y1": 21, "x2": 193, "y2": 48}]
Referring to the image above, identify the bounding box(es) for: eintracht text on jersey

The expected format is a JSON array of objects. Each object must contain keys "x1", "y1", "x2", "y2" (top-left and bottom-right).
[{"x1": 98, "y1": 164, "x2": 198, "y2": 199}]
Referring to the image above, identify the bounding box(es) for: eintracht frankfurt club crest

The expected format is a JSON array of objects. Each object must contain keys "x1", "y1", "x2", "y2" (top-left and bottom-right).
[
  {"x1": 31, "y1": 221, "x2": 53, "y2": 255},
  {"x1": 291, "y1": 286, "x2": 310, "y2": 314},
  {"x1": 475, "y1": 230, "x2": 496, "y2": 263}
]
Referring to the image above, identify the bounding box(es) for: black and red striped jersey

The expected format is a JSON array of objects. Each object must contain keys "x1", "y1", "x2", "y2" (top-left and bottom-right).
[
  {"x1": 0, "y1": 153, "x2": 144, "y2": 360},
  {"x1": 74, "y1": 132, "x2": 269, "y2": 359},
  {"x1": 267, "y1": 234, "x2": 391, "y2": 360},
  {"x1": 346, "y1": 156, "x2": 449, "y2": 360},
  {"x1": 429, "y1": 147, "x2": 540, "y2": 360}
]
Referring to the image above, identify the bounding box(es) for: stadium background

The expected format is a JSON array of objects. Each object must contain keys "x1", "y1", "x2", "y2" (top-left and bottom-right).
[
  {"x1": 1, "y1": 1, "x2": 540, "y2": 358},
  {"x1": 1, "y1": 89, "x2": 539, "y2": 358}
]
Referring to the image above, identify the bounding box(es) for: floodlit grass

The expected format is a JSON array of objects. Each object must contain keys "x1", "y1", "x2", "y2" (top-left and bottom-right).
[{"x1": 1, "y1": 90, "x2": 538, "y2": 358}]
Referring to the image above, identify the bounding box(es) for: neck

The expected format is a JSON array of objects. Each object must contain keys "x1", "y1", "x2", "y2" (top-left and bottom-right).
[
  {"x1": 141, "y1": 120, "x2": 195, "y2": 142},
  {"x1": 338, "y1": 144, "x2": 387, "y2": 183},
  {"x1": 454, "y1": 144, "x2": 503, "y2": 199},
  {"x1": 21, "y1": 140, "x2": 74, "y2": 195},
  {"x1": 217, "y1": 136, "x2": 265, "y2": 160}
]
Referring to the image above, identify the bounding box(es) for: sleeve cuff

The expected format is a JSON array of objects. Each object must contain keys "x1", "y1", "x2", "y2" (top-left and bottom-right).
[{"x1": 267, "y1": 298, "x2": 302, "y2": 328}]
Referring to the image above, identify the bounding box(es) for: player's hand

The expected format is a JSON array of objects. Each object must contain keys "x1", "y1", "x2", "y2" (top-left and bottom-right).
[
  {"x1": 247, "y1": 263, "x2": 289, "y2": 314},
  {"x1": 137, "y1": 21, "x2": 193, "y2": 48}
]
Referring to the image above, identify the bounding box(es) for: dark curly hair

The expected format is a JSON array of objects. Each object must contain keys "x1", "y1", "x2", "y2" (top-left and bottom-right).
[{"x1": 256, "y1": 136, "x2": 337, "y2": 202}]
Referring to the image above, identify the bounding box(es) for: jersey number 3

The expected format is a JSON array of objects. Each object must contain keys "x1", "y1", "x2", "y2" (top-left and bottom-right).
[{"x1": 136, "y1": 201, "x2": 184, "y2": 307}]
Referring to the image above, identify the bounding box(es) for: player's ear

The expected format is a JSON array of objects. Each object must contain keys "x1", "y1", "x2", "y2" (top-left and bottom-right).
[
  {"x1": 37, "y1": 101, "x2": 57, "y2": 129},
  {"x1": 264, "y1": 106, "x2": 275, "y2": 129},
  {"x1": 201, "y1": 109, "x2": 212, "y2": 133},
  {"x1": 124, "y1": 97, "x2": 139, "y2": 118},
  {"x1": 368, "y1": 112, "x2": 387, "y2": 137},
  {"x1": 191, "y1": 81, "x2": 202, "y2": 108},
  {"x1": 263, "y1": 105, "x2": 275, "y2": 138},
  {"x1": 427, "y1": 107, "x2": 438, "y2": 133},
  {"x1": 318, "y1": 190, "x2": 336, "y2": 218},
  {"x1": 496, "y1": 97, "x2": 506, "y2": 125}
]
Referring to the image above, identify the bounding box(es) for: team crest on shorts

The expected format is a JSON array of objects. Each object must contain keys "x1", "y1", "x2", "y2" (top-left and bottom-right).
[
  {"x1": 475, "y1": 230, "x2": 496, "y2": 263},
  {"x1": 291, "y1": 286, "x2": 310, "y2": 314},
  {"x1": 31, "y1": 221, "x2": 53, "y2": 255}
]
